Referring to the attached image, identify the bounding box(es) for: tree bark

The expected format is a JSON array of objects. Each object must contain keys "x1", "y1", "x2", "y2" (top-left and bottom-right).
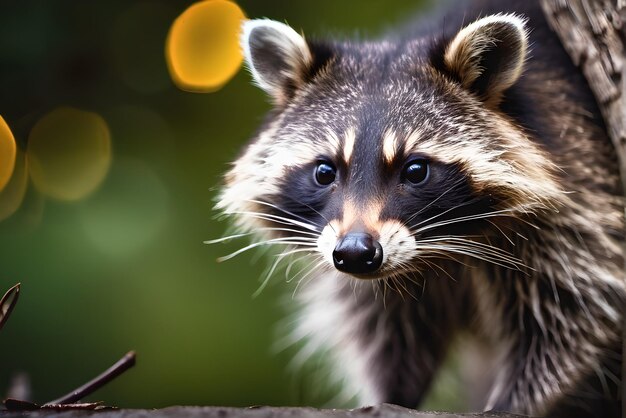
[
  {"x1": 539, "y1": 0, "x2": 625, "y2": 164},
  {"x1": 537, "y1": 0, "x2": 626, "y2": 413}
]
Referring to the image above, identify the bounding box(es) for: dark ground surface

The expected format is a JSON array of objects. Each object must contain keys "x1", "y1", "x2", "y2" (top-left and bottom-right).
[{"x1": 0, "y1": 404, "x2": 532, "y2": 418}]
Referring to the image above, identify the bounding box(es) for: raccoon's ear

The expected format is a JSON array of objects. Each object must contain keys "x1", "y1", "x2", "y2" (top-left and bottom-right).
[
  {"x1": 443, "y1": 14, "x2": 528, "y2": 104},
  {"x1": 241, "y1": 19, "x2": 312, "y2": 105}
]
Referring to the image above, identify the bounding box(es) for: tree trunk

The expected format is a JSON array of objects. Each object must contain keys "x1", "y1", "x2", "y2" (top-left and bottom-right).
[{"x1": 537, "y1": 0, "x2": 626, "y2": 412}]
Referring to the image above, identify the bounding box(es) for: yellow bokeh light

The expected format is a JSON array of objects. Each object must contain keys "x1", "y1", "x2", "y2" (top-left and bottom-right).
[
  {"x1": 27, "y1": 107, "x2": 112, "y2": 201},
  {"x1": 166, "y1": 0, "x2": 245, "y2": 93},
  {"x1": 0, "y1": 116, "x2": 17, "y2": 192},
  {"x1": 0, "y1": 149, "x2": 28, "y2": 222}
]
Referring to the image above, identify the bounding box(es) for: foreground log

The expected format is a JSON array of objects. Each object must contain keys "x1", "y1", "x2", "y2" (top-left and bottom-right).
[{"x1": 0, "y1": 404, "x2": 531, "y2": 418}]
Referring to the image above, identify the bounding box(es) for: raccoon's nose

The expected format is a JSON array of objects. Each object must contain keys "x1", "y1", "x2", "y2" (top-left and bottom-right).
[{"x1": 333, "y1": 233, "x2": 383, "y2": 274}]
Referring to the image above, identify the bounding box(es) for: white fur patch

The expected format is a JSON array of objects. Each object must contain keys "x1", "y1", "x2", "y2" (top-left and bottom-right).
[
  {"x1": 444, "y1": 13, "x2": 528, "y2": 103},
  {"x1": 293, "y1": 272, "x2": 382, "y2": 404},
  {"x1": 217, "y1": 116, "x2": 343, "y2": 231},
  {"x1": 343, "y1": 127, "x2": 356, "y2": 164},
  {"x1": 403, "y1": 110, "x2": 565, "y2": 212},
  {"x1": 382, "y1": 130, "x2": 398, "y2": 164},
  {"x1": 317, "y1": 217, "x2": 416, "y2": 279},
  {"x1": 377, "y1": 220, "x2": 417, "y2": 273},
  {"x1": 241, "y1": 19, "x2": 312, "y2": 98},
  {"x1": 317, "y1": 222, "x2": 340, "y2": 267}
]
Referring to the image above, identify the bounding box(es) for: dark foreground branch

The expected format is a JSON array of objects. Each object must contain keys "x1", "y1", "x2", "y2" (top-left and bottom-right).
[
  {"x1": 45, "y1": 351, "x2": 136, "y2": 405},
  {"x1": 3, "y1": 351, "x2": 136, "y2": 412},
  {"x1": 0, "y1": 283, "x2": 20, "y2": 331}
]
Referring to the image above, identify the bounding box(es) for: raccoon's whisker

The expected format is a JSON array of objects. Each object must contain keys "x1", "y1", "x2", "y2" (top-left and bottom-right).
[
  {"x1": 405, "y1": 178, "x2": 467, "y2": 225},
  {"x1": 284, "y1": 253, "x2": 312, "y2": 279},
  {"x1": 244, "y1": 243, "x2": 319, "y2": 297},
  {"x1": 285, "y1": 254, "x2": 307, "y2": 283},
  {"x1": 411, "y1": 208, "x2": 518, "y2": 234},
  {"x1": 387, "y1": 276, "x2": 405, "y2": 300},
  {"x1": 381, "y1": 278, "x2": 389, "y2": 308},
  {"x1": 232, "y1": 212, "x2": 307, "y2": 229},
  {"x1": 418, "y1": 235, "x2": 517, "y2": 253},
  {"x1": 419, "y1": 271, "x2": 428, "y2": 299},
  {"x1": 416, "y1": 236, "x2": 528, "y2": 267},
  {"x1": 390, "y1": 259, "x2": 414, "y2": 276},
  {"x1": 203, "y1": 232, "x2": 254, "y2": 244},
  {"x1": 266, "y1": 196, "x2": 337, "y2": 236},
  {"x1": 394, "y1": 271, "x2": 423, "y2": 296},
  {"x1": 230, "y1": 211, "x2": 321, "y2": 232},
  {"x1": 420, "y1": 251, "x2": 476, "y2": 270},
  {"x1": 418, "y1": 236, "x2": 521, "y2": 262},
  {"x1": 418, "y1": 243, "x2": 528, "y2": 271},
  {"x1": 382, "y1": 277, "x2": 394, "y2": 298},
  {"x1": 393, "y1": 261, "x2": 423, "y2": 285},
  {"x1": 371, "y1": 279, "x2": 380, "y2": 301},
  {"x1": 255, "y1": 213, "x2": 321, "y2": 231},
  {"x1": 416, "y1": 255, "x2": 458, "y2": 281},
  {"x1": 287, "y1": 255, "x2": 322, "y2": 284},
  {"x1": 278, "y1": 247, "x2": 317, "y2": 258},
  {"x1": 407, "y1": 198, "x2": 492, "y2": 232},
  {"x1": 417, "y1": 208, "x2": 517, "y2": 230},
  {"x1": 292, "y1": 258, "x2": 326, "y2": 298},
  {"x1": 406, "y1": 200, "x2": 470, "y2": 231},
  {"x1": 217, "y1": 238, "x2": 318, "y2": 262},
  {"x1": 260, "y1": 227, "x2": 320, "y2": 237},
  {"x1": 388, "y1": 273, "x2": 417, "y2": 301},
  {"x1": 262, "y1": 236, "x2": 319, "y2": 244},
  {"x1": 206, "y1": 227, "x2": 319, "y2": 246},
  {"x1": 418, "y1": 243, "x2": 495, "y2": 268},
  {"x1": 253, "y1": 251, "x2": 292, "y2": 298},
  {"x1": 397, "y1": 274, "x2": 420, "y2": 300},
  {"x1": 410, "y1": 255, "x2": 442, "y2": 278},
  {"x1": 261, "y1": 249, "x2": 316, "y2": 296},
  {"x1": 486, "y1": 220, "x2": 516, "y2": 246},
  {"x1": 247, "y1": 199, "x2": 324, "y2": 230}
]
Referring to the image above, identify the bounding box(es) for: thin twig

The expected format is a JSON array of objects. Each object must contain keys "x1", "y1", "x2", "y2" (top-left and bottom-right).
[
  {"x1": 45, "y1": 351, "x2": 136, "y2": 405},
  {"x1": 0, "y1": 283, "x2": 20, "y2": 331}
]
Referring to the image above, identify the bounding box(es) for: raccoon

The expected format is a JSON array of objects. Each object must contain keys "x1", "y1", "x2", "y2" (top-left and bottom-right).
[{"x1": 215, "y1": 0, "x2": 625, "y2": 416}]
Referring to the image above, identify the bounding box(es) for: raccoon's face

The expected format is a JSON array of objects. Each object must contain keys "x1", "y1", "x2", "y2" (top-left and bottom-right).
[{"x1": 217, "y1": 15, "x2": 563, "y2": 280}]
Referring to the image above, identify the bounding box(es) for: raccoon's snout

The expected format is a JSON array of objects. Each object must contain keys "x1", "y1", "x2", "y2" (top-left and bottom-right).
[{"x1": 333, "y1": 233, "x2": 383, "y2": 274}]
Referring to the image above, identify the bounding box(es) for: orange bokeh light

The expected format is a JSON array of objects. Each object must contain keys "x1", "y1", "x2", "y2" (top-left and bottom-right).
[
  {"x1": 166, "y1": 0, "x2": 246, "y2": 93},
  {"x1": 0, "y1": 116, "x2": 17, "y2": 192}
]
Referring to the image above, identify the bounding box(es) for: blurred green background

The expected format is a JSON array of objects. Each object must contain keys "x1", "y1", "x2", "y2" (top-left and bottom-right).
[{"x1": 0, "y1": 0, "x2": 467, "y2": 410}]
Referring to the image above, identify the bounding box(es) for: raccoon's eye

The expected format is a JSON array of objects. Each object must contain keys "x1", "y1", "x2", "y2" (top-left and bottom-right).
[
  {"x1": 314, "y1": 162, "x2": 336, "y2": 186},
  {"x1": 403, "y1": 159, "x2": 429, "y2": 185}
]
